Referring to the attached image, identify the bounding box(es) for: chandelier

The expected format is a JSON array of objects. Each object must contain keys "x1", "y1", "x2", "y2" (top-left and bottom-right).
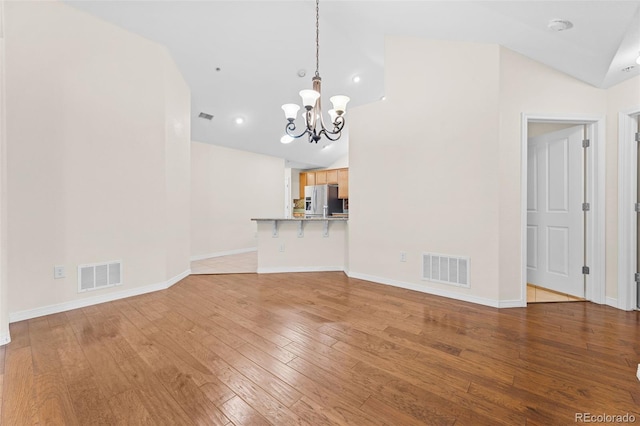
[{"x1": 281, "y1": 0, "x2": 350, "y2": 144}]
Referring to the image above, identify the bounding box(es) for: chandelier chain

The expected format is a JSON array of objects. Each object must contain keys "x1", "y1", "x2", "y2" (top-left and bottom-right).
[{"x1": 315, "y1": 0, "x2": 320, "y2": 77}]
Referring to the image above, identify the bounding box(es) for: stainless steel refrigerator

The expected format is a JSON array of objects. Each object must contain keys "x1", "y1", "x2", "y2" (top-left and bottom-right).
[{"x1": 304, "y1": 184, "x2": 342, "y2": 217}]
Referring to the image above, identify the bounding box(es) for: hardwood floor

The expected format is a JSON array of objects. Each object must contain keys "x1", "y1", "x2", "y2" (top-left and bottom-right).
[
  {"x1": 191, "y1": 252, "x2": 257, "y2": 275},
  {"x1": 527, "y1": 284, "x2": 585, "y2": 303},
  {"x1": 1, "y1": 272, "x2": 638, "y2": 425}
]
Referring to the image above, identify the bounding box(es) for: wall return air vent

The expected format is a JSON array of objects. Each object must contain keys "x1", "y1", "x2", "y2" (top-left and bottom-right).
[
  {"x1": 78, "y1": 261, "x2": 122, "y2": 293},
  {"x1": 422, "y1": 253, "x2": 470, "y2": 288}
]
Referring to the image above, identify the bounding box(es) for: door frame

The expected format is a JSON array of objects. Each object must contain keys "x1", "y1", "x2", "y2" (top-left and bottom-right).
[
  {"x1": 617, "y1": 107, "x2": 640, "y2": 311},
  {"x1": 520, "y1": 113, "x2": 606, "y2": 306},
  {"x1": 0, "y1": 0, "x2": 8, "y2": 345}
]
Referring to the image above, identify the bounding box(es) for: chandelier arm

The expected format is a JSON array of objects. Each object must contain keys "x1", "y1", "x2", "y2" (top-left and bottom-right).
[
  {"x1": 316, "y1": 96, "x2": 330, "y2": 134},
  {"x1": 285, "y1": 122, "x2": 311, "y2": 139},
  {"x1": 318, "y1": 129, "x2": 342, "y2": 142},
  {"x1": 305, "y1": 107, "x2": 317, "y2": 135},
  {"x1": 318, "y1": 113, "x2": 332, "y2": 136},
  {"x1": 323, "y1": 116, "x2": 345, "y2": 135}
]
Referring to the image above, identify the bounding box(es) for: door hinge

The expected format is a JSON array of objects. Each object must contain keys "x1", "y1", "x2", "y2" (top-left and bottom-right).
[
  {"x1": 635, "y1": 273, "x2": 640, "y2": 283},
  {"x1": 582, "y1": 203, "x2": 590, "y2": 211},
  {"x1": 582, "y1": 266, "x2": 590, "y2": 275},
  {"x1": 582, "y1": 139, "x2": 590, "y2": 148},
  {"x1": 635, "y1": 203, "x2": 640, "y2": 213},
  {"x1": 635, "y1": 132, "x2": 640, "y2": 142}
]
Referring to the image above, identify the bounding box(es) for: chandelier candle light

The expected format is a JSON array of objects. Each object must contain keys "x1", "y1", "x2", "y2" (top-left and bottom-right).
[{"x1": 281, "y1": 0, "x2": 350, "y2": 144}]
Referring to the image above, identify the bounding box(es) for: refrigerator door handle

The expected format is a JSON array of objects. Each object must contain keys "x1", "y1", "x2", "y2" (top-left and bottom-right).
[{"x1": 314, "y1": 187, "x2": 318, "y2": 214}]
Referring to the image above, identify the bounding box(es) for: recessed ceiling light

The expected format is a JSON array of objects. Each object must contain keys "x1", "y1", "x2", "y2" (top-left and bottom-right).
[
  {"x1": 280, "y1": 135, "x2": 294, "y2": 144},
  {"x1": 297, "y1": 69, "x2": 307, "y2": 78},
  {"x1": 352, "y1": 75, "x2": 361, "y2": 83},
  {"x1": 235, "y1": 117, "x2": 244, "y2": 125},
  {"x1": 380, "y1": 96, "x2": 386, "y2": 101},
  {"x1": 322, "y1": 144, "x2": 332, "y2": 150},
  {"x1": 547, "y1": 19, "x2": 573, "y2": 32}
]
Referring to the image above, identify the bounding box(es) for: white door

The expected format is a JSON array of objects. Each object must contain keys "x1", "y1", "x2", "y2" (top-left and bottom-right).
[{"x1": 527, "y1": 126, "x2": 584, "y2": 297}]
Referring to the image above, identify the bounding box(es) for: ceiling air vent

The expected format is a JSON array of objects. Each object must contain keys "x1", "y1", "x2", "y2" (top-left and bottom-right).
[{"x1": 198, "y1": 112, "x2": 214, "y2": 120}]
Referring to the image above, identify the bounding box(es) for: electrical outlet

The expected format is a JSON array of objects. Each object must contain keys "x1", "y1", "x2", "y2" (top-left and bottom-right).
[
  {"x1": 400, "y1": 252, "x2": 407, "y2": 262},
  {"x1": 279, "y1": 243, "x2": 285, "y2": 252},
  {"x1": 54, "y1": 265, "x2": 65, "y2": 279}
]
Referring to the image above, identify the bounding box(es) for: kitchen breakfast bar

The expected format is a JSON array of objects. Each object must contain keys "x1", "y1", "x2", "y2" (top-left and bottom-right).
[{"x1": 251, "y1": 217, "x2": 348, "y2": 273}]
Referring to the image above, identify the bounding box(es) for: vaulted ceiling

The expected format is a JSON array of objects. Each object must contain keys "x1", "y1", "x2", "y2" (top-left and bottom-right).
[{"x1": 66, "y1": 1, "x2": 640, "y2": 168}]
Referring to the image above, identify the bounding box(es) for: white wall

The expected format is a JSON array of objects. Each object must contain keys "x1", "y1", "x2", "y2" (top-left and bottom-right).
[
  {"x1": 348, "y1": 36, "x2": 622, "y2": 308},
  {"x1": 605, "y1": 76, "x2": 640, "y2": 300},
  {"x1": 327, "y1": 155, "x2": 349, "y2": 169},
  {"x1": 349, "y1": 37, "x2": 503, "y2": 305},
  {"x1": 164, "y1": 57, "x2": 192, "y2": 279},
  {"x1": 5, "y1": 1, "x2": 191, "y2": 319},
  {"x1": 190, "y1": 141, "x2": 284, "y2": 259},
  {"x1": 255, "y1": 220, "x2": 347, "y2": 273},
  {"x1": 527, "y1": 122, "x2": 577, "y2": 138},
  {"x1": 497, "y1": 47, "x2": 607, "y2": 302},
  {"x1": 291, "y1": 168, "x2": 301, "y2": 201}
]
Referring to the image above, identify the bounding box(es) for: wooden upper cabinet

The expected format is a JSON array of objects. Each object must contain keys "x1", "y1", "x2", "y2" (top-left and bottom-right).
[
  {"x1": 299, "y1": 173, "x2": 307, "y2": 199},
  {"x1": 337, "y1": 168, "x2": 349, "y2": 199},
  {"x1": 300, "y1": 168, "x2": 348, "y2": 199},
  {"x1": 306, "y1": 172, "x2": 316, "y2": 186},
  {"x1": 316, "y1": 171, "x2": 327, "y2": 185},
  {"x1": 299, "y1": 172, "x2": 316, "y2": 198},
  {"x1": 326, "y1": 169, "x2": 338, "y2": 184}
]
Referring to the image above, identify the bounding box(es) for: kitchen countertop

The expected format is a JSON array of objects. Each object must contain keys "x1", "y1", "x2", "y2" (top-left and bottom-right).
[{"x1": 251, "y1": 217, "x2": 348, "y2": 221}]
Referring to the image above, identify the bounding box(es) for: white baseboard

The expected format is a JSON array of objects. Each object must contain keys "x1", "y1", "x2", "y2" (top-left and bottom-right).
[
  {"x1": 257, "y1": 266, "x2": 345, "y2": 274},
  {"x1": 605, "y1": 297, "x2": 618, "y2": 308},
  {"x1": 190, "y1": 247, "x2": 257, "y2": 262},
  {"x1": 9, "y1": 269, "x2": 191, "y2": 323},
  {"x1": 347, "y1": 271, "x2": 508, "y2": 309},
  {"x1": 166, "y1": 269, "x2": 190, "y2": 287},
  {"x1": 0, "y1": 331, "x2": 10, "y2": 346},
  {"x1": 498, "y1": 299, "x2": 527, "y2": 308}
]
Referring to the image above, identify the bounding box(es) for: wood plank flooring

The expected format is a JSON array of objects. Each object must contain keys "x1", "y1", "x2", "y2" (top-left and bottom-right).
[
  {"x1": 527, "y1": 284, "x2": 585, "y2": 303},
  {"x1": 191, "y1": 252, "x2": 257, "y2": 275},
  {"x1": 1, "y1": 272, "x2": 639, "y2": 425}
]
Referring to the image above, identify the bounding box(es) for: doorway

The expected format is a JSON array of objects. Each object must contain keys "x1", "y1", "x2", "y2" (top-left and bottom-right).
[
  {"x1": 617, "y1": 109, "x2": 640, "y2": 311},
  {"x1": 527, "y1": 124, "x2": 585, "y2": 301},
  {"x1": 520, "y1": 114, "x2": 606, "y2": 306}
]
